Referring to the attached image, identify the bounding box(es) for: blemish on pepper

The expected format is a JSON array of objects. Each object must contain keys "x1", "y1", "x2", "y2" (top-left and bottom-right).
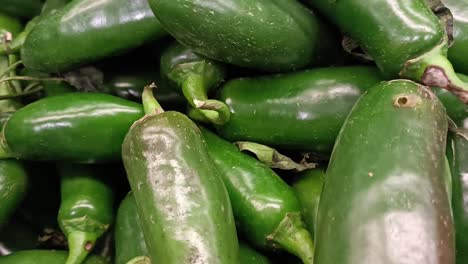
[
  {"x1": 394, "y1": 94, "x2": 421, "y2": 108},
  {"x1": 84, "y1": 241, "x2": 93, "y2": 251}
]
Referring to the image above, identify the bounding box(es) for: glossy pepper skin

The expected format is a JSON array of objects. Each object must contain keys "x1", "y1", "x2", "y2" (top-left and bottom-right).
[
  {"x1": 445, "y1": 0, "x2": 468, "y2": 75},
  {"x1": 149, "y1": 0, "x2": 322, "y2": 72},
  {"x1": 21, "y1": 0, "x2": 166, "y2": 73},
  {"x1": 315, "y1": 80, "x2": 454, "y2": 264},
  {"x1": 122, "y1": 88, "x2": 239, "y2": 264},
  {"x1": 447, "y1": 127, "x2": 468, "y2": 263},
  {"x1": 57, "y1": 164, "x2": 114, "y2": 264},
  {"x1": 291, "y1": 169, "x2": 324, "y2": 236},
  {"x1": 200, "y1": 127, "x2": 314, "y2": 264},
  {"x1": 0, "y1": 93, "x2": 144, "y2": 163},
  {"x1": 0, "y1": 0, "x2": 43, "y2": 19},
  {"x1": 115, "y1": 192, "x2": 148, "y2": 264},
  {"x1": 0, "y1": 160, "x2": 28, "y2": 228},
  {"x1": 208, "y1": 66, "x2": 382, "y2": 153},
  {"x1": 303, "y1": 0, "x2": 468, "y2": 103},
  {"x1": 160, "y1": 41, "x2": 230, "y2": 125},
  {"x1": 239, "y1": 242, "x2": 271, "y2": 264},
  {"x1": 0, "y1": 250, "x2": 109, "y2": 264}
]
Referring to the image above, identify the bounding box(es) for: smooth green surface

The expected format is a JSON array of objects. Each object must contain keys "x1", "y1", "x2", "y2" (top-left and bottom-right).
[
  {"x1": 58, "y1": 164, "x2": 113, "y2": 264},
  {"x1": 0, "y1": 250, "x2": 109, "y2": 264},
  {"x1": 445, "y1": 0, "x2": 468, "y2": 75},
  {"x1": 304, "y1": 0, "x2": 444, "y2": 78},
  {"x1": 201, "y1": 128, "x2": 313, "y2": 263},
  {"x1": 315, "y1": 80, "x2": 454, "y2": 263},
  {"x1": 21, "y1": 0, "x2": 167, "y2": 72},
  {"x1": 149, "y1": 0, "x2": 322, "y2": 72},
  {"x1": 0, "y1": 0, "x2": 43, "y2": 19},
  {"x1": 3, "y1": 93, "x2": 143, "y2": 163},
  {"x1": 434, "y1": 73, "x2": 468, "y2": 126},
  {"x1": 122, "y1": 111, "x2": 239, "y2": 264},
  {"x1": 215, "y1": 66, "x2": 382, "y2": 152},
  {"x1": 115, "y1": 192, "x2": 148, "y2": 264},
  {"x1": 447, "y1": 128, "x2": 468, "y2": 264},
  {"x1": 0, "y1": 160, "x2": 28, "y2": 228},
  {"x1": 291, "y1": 169, "x2": 324, "y2": 236}
]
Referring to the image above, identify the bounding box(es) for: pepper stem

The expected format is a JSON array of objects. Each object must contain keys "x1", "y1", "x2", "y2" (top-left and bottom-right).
[
  {"x1": 65, "y1": 231, "x2": 98, "y2": 264},
  {"x1": 235, "y1": 141, "x2": 316, "y2": 172},
  {"x1": 267, "y1": 212, "x2": 314, "y2": 264},
  {"x1": 182, "y1": 74, "x2": 230, "y2": 126},
  {"x1": 401, "y1": 38, "x2": 468, "y2": 103},
  {"x1": 142, "y1": 83, "x2": 164, "y2": 115}
]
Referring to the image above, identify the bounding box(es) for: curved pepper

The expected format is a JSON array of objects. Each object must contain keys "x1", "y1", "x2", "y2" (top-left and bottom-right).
[
  {"x1": 304, "y1": 0, "x2": 468, "y2": 103},
  {"x1": 192, "y1": 66, "x2": 382, "y2": 153},
  {"x1": 200, "y1": 127, "x2": 314, "y2": 264},
  {"x1": 0, "y1": 250, "x2": 109, "y2": 264},
  {"x1": 160, "y1": 41, "x2": 229, "y2": 125},
  {"x1": 315, "y1": 80, "x2": 454, "y2": 263},
  {"x1": 122, "y1": 86, "x2": 239, "y2": 263},
  {"x1": 20, "y1": 0, "x2": 167, "y2": 73},
  {"x1": 0, "y1": 93, "x2": 143, "y2": 163},
  {"x1": 0, "y1": 160, "x2": 28, "y2": 228},
  {"x1": 149, "y1": 0, "x2": 331, "y2": 72},
  {"x1": 447, "y1": 127, "x2": 468, "y2": 264},
  {"x1": 444, "y1": 0, "x2": 468, "y2": 75},
  {"x1": 57, "y1": 164, "x2": 113, "y2": 264}
]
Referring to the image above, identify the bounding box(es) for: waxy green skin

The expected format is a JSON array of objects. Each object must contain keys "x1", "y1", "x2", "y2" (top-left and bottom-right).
[
  {"x1": 0, "y1": 0, "x2": 43, "y2": 19},
  {"x1": 2, "y1": 93, "x2": 144, "y2": 163},
  {"x1": 21, "y1": 0, "x2": 167, "y2": 73},
  {"x1": 0, "y1": 160, "x2": 28, "y2": 228},
  {"x1": 214, "y1": 66, "x2": 382, "y2": 152},
  {"x1": 303, "y1": 0, "x2": 443, "y2": 78},
  {"x1": 58, "y1": 164, "x2": 113, "y2": 264},
  {"x1": 291, "y1": 169, "x2": 324, "y2": 236},
  {"x1": 149, "y1": 0, "x2": 322, "y2": 72},
  {"x1": 447, "y1": 128, "x2": 468, "y2": 264},
  {"x1": 122, "y1": 111, "x2": 239, "y2": 264},
  {"x1": 315, "y1": 80, "x2": 454, "y2": 264},
  {"x1": 0, "y1": 250, "x2": 109, "y2": 264},
  {"x1": 115, "y1": 192, "x2": 148, "y2": 264},
  {"x1": 201, "y1": 128, "x2": 313, "y2": 263},
  {"x1": 445, "y1": 0, "x2": 468, "y2": 75},
  {"x1": 239, "y1": 242, "x2": 271, "y2": 264}
]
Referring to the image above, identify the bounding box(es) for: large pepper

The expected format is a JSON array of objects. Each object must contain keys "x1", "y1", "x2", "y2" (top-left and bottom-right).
[
  {"x1": 315, "y1": 80, "x2": 454, "y2": 263},
  {"x1": 303, "y1": 0, "x2": 468, "y2": 103},
  {"x1": 0, "y1": 93, "x2": 143, "y2": 163},
  {"x1": 200, "y1": 127, "x2": 314, "y2": 264},
  {"x1": 57, "y1": 164, "x2": 114, "y2": 264},
  {"x1": 447, "y1": 126, "x2": 468, "y2": 263},
  {"x1": 192, "y1": 66, "x2": 382, "y2": 152},
  {"x1": 122, "y1": 86, "x2": 239, "y2": 263},
  {"x1": 20, "y1": 0, "x2": 167, "y2": 73},
  {"x1": 148, "y1": 0, "x2": 338, "y2": 72}
]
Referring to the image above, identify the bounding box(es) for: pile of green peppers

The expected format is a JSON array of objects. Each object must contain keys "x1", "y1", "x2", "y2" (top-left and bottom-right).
[{"x1": 0, "y1": 0, "x2": 466, "y2": 263}]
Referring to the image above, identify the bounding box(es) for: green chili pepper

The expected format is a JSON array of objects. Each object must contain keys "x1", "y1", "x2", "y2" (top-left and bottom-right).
[
  {"x1": 0, "y1": 0, "x2": 43, "y2": 19},
  {"x1": 447, "y1": 127, "x2": 468, "y2": 263},
  {"x1": 20, "y1": 0, "x2": 166, "y2": 73},
  {"x1": 191, "y1": 66, "x2": 382, "y2": 152},
  {"x1": 160, "y1": 41, "x2": 229, "y2": 125},
  {"x1": 57, "y1": 164, "x2": 114, "y2": 264},
  {"x1": 0, "y1": 93, "x2": 143, "y2": 163},
  {"x1": 0, "y1": 250, "x2": 109, "y2": 264},
  {"x1": 0, "y1": 160, "x2": 29, "y2": 229},
  {"x1": 200, "y1": 127, "x2": 314, "y2": 264},
  {"x1": 148, "y1": 0, "x2": 332, "y2": 72},
  {"x1": 291, "y1": 169, "x2": 325, "y2": 236},
  {"x1": 315, "y1": 80, "x2": 454, "y2": 263},
  {"x1": 444, "y1": 0, "x2": 468, "y2": 75},
  {"x1": 122, "y1": 86, "x2": 239, "y2": 263},
  {"x1": 115, "y1": 192, "x2": 147, "y2": 264},
  {"x1": 303, "y1": 0, "x2": 468, "y2": 103}
]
